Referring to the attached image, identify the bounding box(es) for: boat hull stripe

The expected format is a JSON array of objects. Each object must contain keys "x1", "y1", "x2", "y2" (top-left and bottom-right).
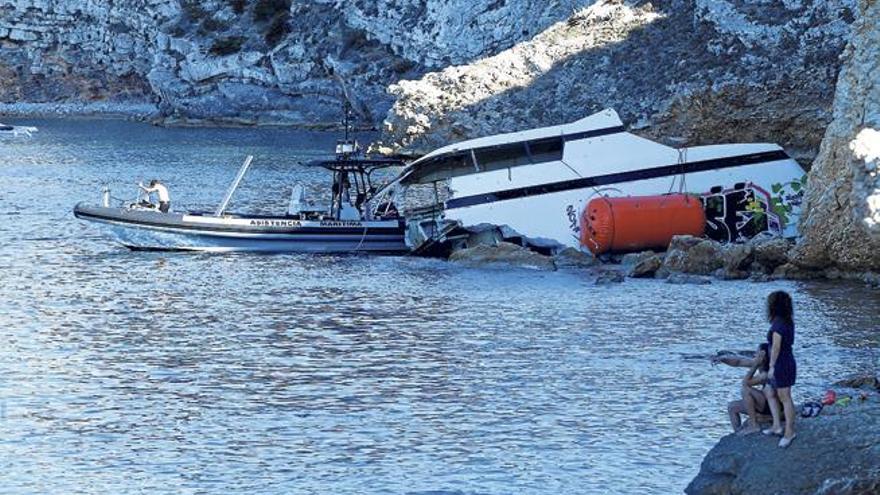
[
  {"x1": 74, "y1": 210, "x2": 405, "y2": 235},
  {"x1": 445, "y1": 150, "x2": 791, "y2": 209},
  {"x1": 561, "y1": 125, "x2": 627, "y2": 143}
]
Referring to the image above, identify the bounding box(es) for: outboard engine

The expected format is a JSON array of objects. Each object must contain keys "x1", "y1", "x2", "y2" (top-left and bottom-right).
[{"x1": 288, "y1": 183, "x2": 306, "y2": 216}]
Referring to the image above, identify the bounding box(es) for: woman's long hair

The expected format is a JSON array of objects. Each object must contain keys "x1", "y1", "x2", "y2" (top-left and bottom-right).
[
  {"x1": 758, "y1": 343, "x2": 770, "y2": 372},
  {"x1": 766, "y1": 290, "x2": 794, "y2": 324}
]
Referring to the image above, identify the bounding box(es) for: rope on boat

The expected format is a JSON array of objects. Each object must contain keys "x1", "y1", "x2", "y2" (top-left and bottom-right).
[{"x1": 354, "y1": 222, "x2": 369, "y2": 251}]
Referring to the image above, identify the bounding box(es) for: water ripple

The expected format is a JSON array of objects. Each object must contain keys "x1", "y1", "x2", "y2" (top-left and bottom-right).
[{"x1": 0, "y1": 119, "x2": 878, "y2": 494}]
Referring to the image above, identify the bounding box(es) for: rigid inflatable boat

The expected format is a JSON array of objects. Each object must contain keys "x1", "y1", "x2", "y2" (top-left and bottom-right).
[{"x1": 75, "y1": 149, "x2": 409, "y2": 253}]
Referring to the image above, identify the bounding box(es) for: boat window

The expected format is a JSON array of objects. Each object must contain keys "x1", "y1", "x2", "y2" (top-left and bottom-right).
[
  {"x1": 409, "y1": 152, "x2": 474, "y2": 183},
  {"x1": 403, "y1": 135, "x2": 565, "y2": 185},
  {"x1": 527, "y1": 137, "x2": 563, "y2": 163},
  {"x1": 474, "y1": 143, "x2": 531, "y2": 171}
]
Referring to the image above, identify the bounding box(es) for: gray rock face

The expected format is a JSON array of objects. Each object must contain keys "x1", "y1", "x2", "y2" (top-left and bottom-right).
[
  {"x1": 553, "y1": 247, "x2": 600, "y2": 269},
  {"x1": 751, "y1": 237, "x2": 793, "y2": 273},
  {"x1": 659, "y1": 235, "x2": 802, "y2": 279},
  {"x1": 770, "y1": 262, "x2": 824, "y2": 281},
  {"x1": 0, "y1": 0, "x2": 165, "y2": 105},
  {"x1": 383, "y1": 0, "x2": 856, "y2": 160},
  {"x1": 717, "y1": 243, "x2": 754, "y2": 279},
  {"x1": 686, "y1": 397, "x2": 880, "y2": 495},
  {"x1": 629, "y1": 254, "x2": 663, "y2": 278},
  {"x1": 0, "y1": 0, "x2": 586, "y2": 126},
  {"x1": 448, "y1": 241, "x2": 557, "y2": 271},
  {"x1": 595, "y1": 269, "x2": 625, "y2": 285},
  {"x1": 621, "y1": 250, "x2": 657, "y2": 268},
  {"x1": 664, "y1": 237, "x2": 725, "y2": 275},
  {"x1": 722, "y1": 243, "x2": 754, "y2": 272},
  {"x1": 342, "y1": 0, "x2": 593, "y2": 69},
  {"x1": 794, "y1": 0, "x2": 880, "y2": 272}
]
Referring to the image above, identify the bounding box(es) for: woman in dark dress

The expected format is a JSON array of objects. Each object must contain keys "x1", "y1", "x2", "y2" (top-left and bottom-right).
[{"x1": 761, "y1": 290, "x2": 797, "y2": 448}]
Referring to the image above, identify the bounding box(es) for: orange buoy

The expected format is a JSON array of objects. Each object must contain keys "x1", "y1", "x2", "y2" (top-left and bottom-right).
[{"x1": 579, "y1": 194, "x2": 706, "y2": 255}]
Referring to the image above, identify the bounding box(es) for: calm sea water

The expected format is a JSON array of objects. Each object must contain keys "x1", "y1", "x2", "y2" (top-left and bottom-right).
[{"x1": 0, "y1": 119, "x2": 878, "y2": 494}]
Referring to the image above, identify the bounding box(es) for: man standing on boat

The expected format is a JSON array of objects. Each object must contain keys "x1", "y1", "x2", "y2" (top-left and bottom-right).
[{"x1": 139, "y1": 179, "x2": 171, "y2": 213}]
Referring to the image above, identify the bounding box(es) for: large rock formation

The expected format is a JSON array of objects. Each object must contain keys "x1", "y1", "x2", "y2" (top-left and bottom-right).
[
  {"x1": 793, "y1": 0, "x2": 880, "y2": 272},
  {"x1": 0, "y1": 0, "x2": 588, "y2": 126},
  {"x1": 0, "y1": 0, "x2": 166, "y2": 105},
  {"x1": 687, "y1": 395, "x2": 880, "y2": 494},
  {"x1": 382, "y1": 0, "x2": 855, "y2": 161}
]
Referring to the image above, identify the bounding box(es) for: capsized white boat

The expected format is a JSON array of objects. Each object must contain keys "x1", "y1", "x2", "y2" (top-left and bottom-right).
[
  {"x1": 386, "y1": 109, "x2": 807, "y2": 253},
  {"x1": 74, "y1": 149, "x2": 409, "y2": 253}
]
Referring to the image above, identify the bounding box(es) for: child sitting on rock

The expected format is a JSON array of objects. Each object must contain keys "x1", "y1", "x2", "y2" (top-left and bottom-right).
[{"x1": 712, "y1": 343, "x2": 773, "y2": 434}]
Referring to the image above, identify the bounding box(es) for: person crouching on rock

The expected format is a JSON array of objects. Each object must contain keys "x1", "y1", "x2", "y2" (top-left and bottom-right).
[
  {"x1": 762, "y1": 290, "x2": 797, "y2": 448},
  {"x1": 713, "y1": 343, "x2": 772, "y2": 434}
]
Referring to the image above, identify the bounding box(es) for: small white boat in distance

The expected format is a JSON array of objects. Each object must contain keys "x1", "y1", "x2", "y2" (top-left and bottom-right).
[
  {"x1": 388, "y1": 109, "x2": 807, "y2": 253},
  {"x1": 0, "y1": 122, "x2": 38, "y2": 138}
]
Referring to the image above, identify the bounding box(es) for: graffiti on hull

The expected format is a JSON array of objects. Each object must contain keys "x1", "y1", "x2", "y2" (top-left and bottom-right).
[{"x1": 701, "y1": 178, "x2": 804, "y2": 243}]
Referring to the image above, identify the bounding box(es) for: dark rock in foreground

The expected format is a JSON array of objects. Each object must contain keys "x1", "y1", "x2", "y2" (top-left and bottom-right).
[
  {"x1": 834, "y1": 374, "x2": 880, "y2": 391},
  {"x1": 629, "y1": 253, "x2": 663, "y2": 278},
  {"x1": 666, "y1": 273, "x2": 712, "y2": 285},
  {"x1": 687, "y1": 392, "x2": 880, "y2": 495},
  {"x1": 595, "y1": 269, "x2": 625, "y2": 285}
]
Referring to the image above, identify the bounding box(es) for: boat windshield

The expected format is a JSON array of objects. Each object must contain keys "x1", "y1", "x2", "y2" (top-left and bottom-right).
[{"x1": 303, "y1": 158, "x2": 405, "y2": 219}]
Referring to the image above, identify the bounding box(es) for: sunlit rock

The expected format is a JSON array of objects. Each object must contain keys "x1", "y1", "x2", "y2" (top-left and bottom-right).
[
  {"x1": 553, "y1": 247, "x2": 600, "y2": 270},
  {"x1": 448, "y1": 241, "x2": 557, "y2": 271},
  {"x1": 687, "y1": 388, "x2": 880, "y2": 494},
  {"x1": 794, "y1": 0, "x2": 880, "y2": 272},
  {"x1": 663, "y1": 237, "x2": 724, "y2": 275},
  {"x1": 383, "y1": 0, "x2": 855, "y2": 159}
]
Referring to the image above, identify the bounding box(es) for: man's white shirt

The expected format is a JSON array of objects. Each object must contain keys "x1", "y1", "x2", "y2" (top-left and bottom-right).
[{"x1": 144, "y1": 183, "x2": 170, "y2": 202}]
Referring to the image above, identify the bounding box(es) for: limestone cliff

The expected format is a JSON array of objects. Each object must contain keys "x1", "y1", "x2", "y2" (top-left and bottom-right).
[
  {"x1": 793, "y1": 0, "x2": 880, "y2": 272},
  {"x1": 0, "y1": 0, "x2": 166, "y2": 104},
  {"x1": 382, "y1": 0, "x2": 856, "y2": 161},
  {"x1": 0, "y1": 0, "x2": 855, "y2": 146},
  {"x1": 0, "y1": 0, "x2": 587, "y2": 126}
]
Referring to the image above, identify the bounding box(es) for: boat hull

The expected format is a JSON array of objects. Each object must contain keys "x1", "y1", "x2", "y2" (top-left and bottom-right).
[
  {"x1": 74, "y1": 204, "x2": 409, "y2": 253},
  {"x1": 444, "y1": 152, "x2": 806, "y2": 248},
  {"x1": 400, "y1": 109, "x2": 808, "y2": 250}
]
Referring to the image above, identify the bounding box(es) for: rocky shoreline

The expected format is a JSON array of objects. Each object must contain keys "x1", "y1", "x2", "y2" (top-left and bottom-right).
[
  {"x1": 2, "y1": 1, "x2": 877, "y2": 275},
  {"x1": 0, "y1": 101, "x2": 159, "y2": 120},
  {"x1": 686, "y1": 375, "x2": 880, "y2": 495},
  {"x1": 446, "y1": 234, "x2": 880, "y2": 287},
  {"x1": 0, "y1": 101, "x2": 351, "y2": 129}
]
